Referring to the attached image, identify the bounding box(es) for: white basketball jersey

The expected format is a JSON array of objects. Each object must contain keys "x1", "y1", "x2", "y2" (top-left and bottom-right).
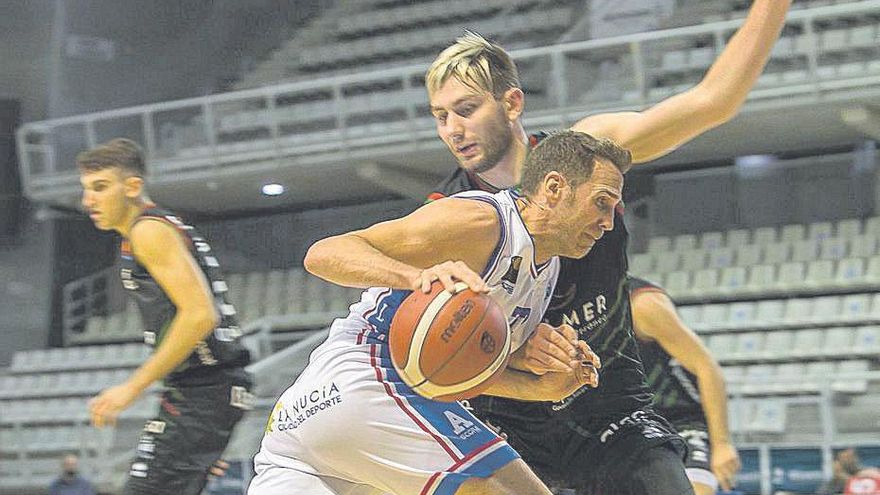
[{"x1": 326, "y1": 189, "x2": 559, "y2": 353}]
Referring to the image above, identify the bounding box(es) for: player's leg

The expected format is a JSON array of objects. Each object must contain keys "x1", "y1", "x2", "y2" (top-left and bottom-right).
[
  {"x1": 455, "y1": 458, "x2": 552, "y2": 495},
  {"x1": 123, "y1": 381, "x2": 250, "y2": 495},
  {"x1": 677, "y1": 429, "x2": 718, "y2": 495},
  {"x1": 247, "y1": 460, "x2": 382, "y2": 495},
  {"x1": 613, "y1": 443, "x2": 695, "y2": 495},
  {"x1": 256, "y1": 337, "x2": 552, "y2": 495}
]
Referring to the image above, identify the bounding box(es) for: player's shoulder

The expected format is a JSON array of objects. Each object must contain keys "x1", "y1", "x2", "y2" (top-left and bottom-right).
[{"x1": 128, "y1": 215, "x2": 191, "y2": 262}]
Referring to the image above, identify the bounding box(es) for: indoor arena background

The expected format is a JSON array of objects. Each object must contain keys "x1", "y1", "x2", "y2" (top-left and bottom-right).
[{"x1": 1, "y1": 0, "x2": 879, "y2": 494}]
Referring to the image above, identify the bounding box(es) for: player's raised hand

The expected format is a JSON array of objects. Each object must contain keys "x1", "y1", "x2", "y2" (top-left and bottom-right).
[{"x1": 414, "y1": 260, "x2": 489, "y2": 293}]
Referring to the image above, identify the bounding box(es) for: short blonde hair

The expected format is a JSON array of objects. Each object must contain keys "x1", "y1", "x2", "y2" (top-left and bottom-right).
[{"x1": 425, "y1": 31, "x2": 520, "y2": 99}]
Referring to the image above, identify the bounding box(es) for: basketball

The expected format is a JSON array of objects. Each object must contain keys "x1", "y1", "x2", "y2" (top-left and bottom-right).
[{"x1": 389, "y1": 281, "x2": 511, "y2": 402}]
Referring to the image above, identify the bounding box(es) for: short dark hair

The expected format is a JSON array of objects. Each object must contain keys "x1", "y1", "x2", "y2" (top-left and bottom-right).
[
  {"x1": 519, "y1": 131, "x2": 631, "y2": 195},
  {"x1": 76, "y1": 138, "x2": 146, "y2": 176}
]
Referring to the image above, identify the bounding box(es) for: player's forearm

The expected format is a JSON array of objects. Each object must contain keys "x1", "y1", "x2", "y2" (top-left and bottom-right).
[
  {"x1": 126, "y1": 309, "x2": 218, "y2": 393},
  {"x1": 697, "y1": 363, "x2": 733, "y2": 446},
  {"x1": 696, "y1": 0, "x2": 791, "y2": 119},
  {"x1": 305, "y1": 234, "x2": 419, "y2": 290},
  {"x1": 484, "y1": 368, "x2": 549, "y2": 401}
]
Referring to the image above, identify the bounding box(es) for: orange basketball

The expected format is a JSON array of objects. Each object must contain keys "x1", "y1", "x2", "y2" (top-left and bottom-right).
[{"x1": 389, "y1": 282, "x2": 510, "y2": 402}]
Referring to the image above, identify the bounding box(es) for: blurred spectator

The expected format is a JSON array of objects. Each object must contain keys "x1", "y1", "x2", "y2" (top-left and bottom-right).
[
  {"x1": 817, "y1": 448, "x2": 880, "y2": 495},
  {"x1": 48, "y1": 454, "x2": 96, "y2": 495}
]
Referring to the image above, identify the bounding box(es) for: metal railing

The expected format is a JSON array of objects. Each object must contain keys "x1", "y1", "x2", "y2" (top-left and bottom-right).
[{"x1": 16, "y1": 1, "x2": 880, "y2": 203}]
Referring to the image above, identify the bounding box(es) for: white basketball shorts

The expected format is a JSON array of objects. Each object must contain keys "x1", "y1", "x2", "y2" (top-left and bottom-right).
[{"x1": 248, "y1": 318, "x2": 519, "y2": 495}]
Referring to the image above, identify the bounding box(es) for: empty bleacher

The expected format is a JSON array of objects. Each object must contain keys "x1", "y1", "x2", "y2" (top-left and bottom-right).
[
  {"x1": 67, "y1": 267, "x2": 362, "y2": 350},
  {"x1": 630, "y1": 215, "x2": 880, "y2": 439}
]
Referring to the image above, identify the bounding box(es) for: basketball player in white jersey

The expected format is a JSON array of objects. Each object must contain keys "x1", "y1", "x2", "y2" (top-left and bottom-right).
[{"x1": 247, "y1": 131, "x2": 628, "y2": 495}]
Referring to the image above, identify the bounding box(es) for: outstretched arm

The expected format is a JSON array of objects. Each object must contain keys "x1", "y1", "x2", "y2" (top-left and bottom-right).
[
  {"x1": 572, "y1": 0, "x2": 791, "y2": 164},
  {"x1": 632, "y1": 289, "x2": 741, "y2": 491},
  {"x1": 304, "y1": 197, "x2": 498, "y2": 293}
]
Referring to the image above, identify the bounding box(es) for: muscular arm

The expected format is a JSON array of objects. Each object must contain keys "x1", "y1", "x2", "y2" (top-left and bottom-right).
[
  {"x1": 632, "y1": 290, "x2": 740, "y2": 488},
  {"x1": 484, "y1": 363, "x2": 597, "y2": 402},
  {"x1": 126, "y1": 219, "x2": 220, "y2": 393},
  {"x1": 572, "y1": 0, "x2": 791, "y2": 164},
  {"x1": 304, "y1": 197, "x2": 499, "y2": 291}
]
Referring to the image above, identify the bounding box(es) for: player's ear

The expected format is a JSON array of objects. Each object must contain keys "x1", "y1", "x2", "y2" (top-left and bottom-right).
[
  {"x1": 542, "y1": 171, "x2": 566, "y2": 205},
  {"x1": 502, "y1": 88, "x2": 524, "y2": 121},
  {"x1": 124, "y1": 175, "x2": 144, "y2": 199}
]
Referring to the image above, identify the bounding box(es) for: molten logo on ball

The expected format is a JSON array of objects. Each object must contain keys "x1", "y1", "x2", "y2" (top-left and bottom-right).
[
  {"x1": 441, "y1": 299, "x2": 474, "y2": 343},
  {"x1": 479, "y1": 332, "x2": 496, "y2": 354}
]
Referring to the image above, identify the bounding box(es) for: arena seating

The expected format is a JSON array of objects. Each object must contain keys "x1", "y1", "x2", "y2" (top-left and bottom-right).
[
  {"x1": 629, "y1": 215, "x2": 880, "y2": 436},
  {"x1": 151, "y1": 1, "x2": 880, "y2": 165}
]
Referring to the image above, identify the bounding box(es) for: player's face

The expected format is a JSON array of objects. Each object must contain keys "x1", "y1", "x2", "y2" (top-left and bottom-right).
[
  {"x1": 429, "y1": 77, "x2": 514, "y2": 174},
  {"x1": 558, "y1": 159, "x2": 623, "y2": 259},
  {"x1": 80, "y1": 168, "x2": 135, "y2": 231}
]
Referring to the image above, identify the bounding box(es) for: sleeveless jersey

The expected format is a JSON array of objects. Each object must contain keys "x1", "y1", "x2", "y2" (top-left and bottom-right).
[
  {"x1": 429, "y1": 133, "x2": 653, "y2": 432},
  {"x1": 629, "y1": 276, "x2": 706, "y2": 425},
  {"x1": 320, "y1": 189, "x2": 560, "y2": 358},
  {"x1": 120, "y1": 206, "x2": 250, "y2": 386}
]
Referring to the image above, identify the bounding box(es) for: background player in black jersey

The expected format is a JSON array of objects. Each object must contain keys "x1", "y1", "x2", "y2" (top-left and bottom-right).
[
  {"x1": 78, "y1": 138, "x2": 253, "y2": 495},
  {"x1": 630, "y1": 276, "x2": 740, "y2": 495},
  {"x1": 425, "y1": 1, "x2": 790, "y2": 493}
]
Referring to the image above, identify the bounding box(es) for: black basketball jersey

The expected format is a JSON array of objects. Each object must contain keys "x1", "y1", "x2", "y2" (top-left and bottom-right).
[
  {"x1": 120, "y1": 206, "x2": 250, "y2": 386},
  {"x1": 428, "y1": 133, "x2": 653, "y2": 432},
  {"x1": 629, "y1": 276, "x2": 706, "y2": 425}
]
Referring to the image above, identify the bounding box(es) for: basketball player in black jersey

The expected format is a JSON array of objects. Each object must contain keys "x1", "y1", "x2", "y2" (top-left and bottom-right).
[
  {"x1": 630, "y1": 276, "x2": 739, "y2": 495},
  {"x1": 79, "y1": 138, "x2": 253, "y2": 495},
  {"x1": 424, "y1": 1, "x2": 790, "y2": 493}
]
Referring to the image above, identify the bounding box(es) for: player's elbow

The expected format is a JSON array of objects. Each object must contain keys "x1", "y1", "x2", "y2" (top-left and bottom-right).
[
  {"x1": 188, "y1": 305, "x2": 220, "y2": 334},
  {"x1": 694, "y1": 84, "x2": 742, "y2": 125},
  {"x1": 304, "y1": 237, "x2": 334, "y2": 278}
]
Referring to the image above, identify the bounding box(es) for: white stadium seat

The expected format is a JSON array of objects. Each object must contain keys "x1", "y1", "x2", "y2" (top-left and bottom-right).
[
  {"x1": 629, "y1": 253, "x2": 654, "y2": 275},
  {"x1": 836, "y1": 218, "x2": 862, "y2": 239},
  {"x1": 708, "y1": 247, "x2": 735, "y2": 268},
  {"x1": 654, "y1": 252, "x2": 681, "y2": 273},
  {"x1": 849, "y1": 235, "x2": 878, "y2": 258},
  {"x1": 754, "y1": 300, "x2": 785, "y2": 328},
  {"x1": 752, "y1": 226, "x2": 778, "y2": 245},
  {"x1": 819, "y1": 237, "x2": 848, "y2": 260},
  {"x1": 718, "y1": 267, "x2": 749, "y2": 296},
  {"x1": 673, "y1": 234, "x2": 698, "y2": 251},
  {"x1": 807, "y1": 221, "x2": 834, "y2": 241},
  {"x1": 763, "y1": 241, "x2": 792, "y2": 265},
  {"x1": 735, "y1": 244, "x2": 763, "y2": 267},
  {"x1": 780, "y1": 224, "x2": 806, "y2": 243},
  {"x1": 783, "y1": 298, "x2": 813, "y2": 326},
  {"x1": 791, "y1": 329, "x2": 825, "y2": 358},
  {"x1": 647, "y1": 236, "x2": 672, "y2": 253},
  {"x1": 746, "y1": 265, "x2": 776, "y2": 294},
  {"x1": 823, "y1": 327, "x2": 856, "y2": 357},
  {"x1": 762, "y1": 330, "x2": 795, "y2": 360},
  {"x1": 791, "y1": 239, "x2": 819, "y2": 262},
  {"x1": 840, "y1": 294, "x2": 871, "y2": 322},
  {"x1": 726, "y1": 229, "x2": 751, "y2": 249},
  {"x1": 835, "y1": 257, "x2": 867, "y2": 289},
  {"x1": 700, "y1": 231, "x2": 724, "y2": 250},
  {"x1": 680, "y1": 249, "x2": 708, "y2": 272},
  {"x1": 776, "y1": 262, "x2": 806, "y2": 292}
]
